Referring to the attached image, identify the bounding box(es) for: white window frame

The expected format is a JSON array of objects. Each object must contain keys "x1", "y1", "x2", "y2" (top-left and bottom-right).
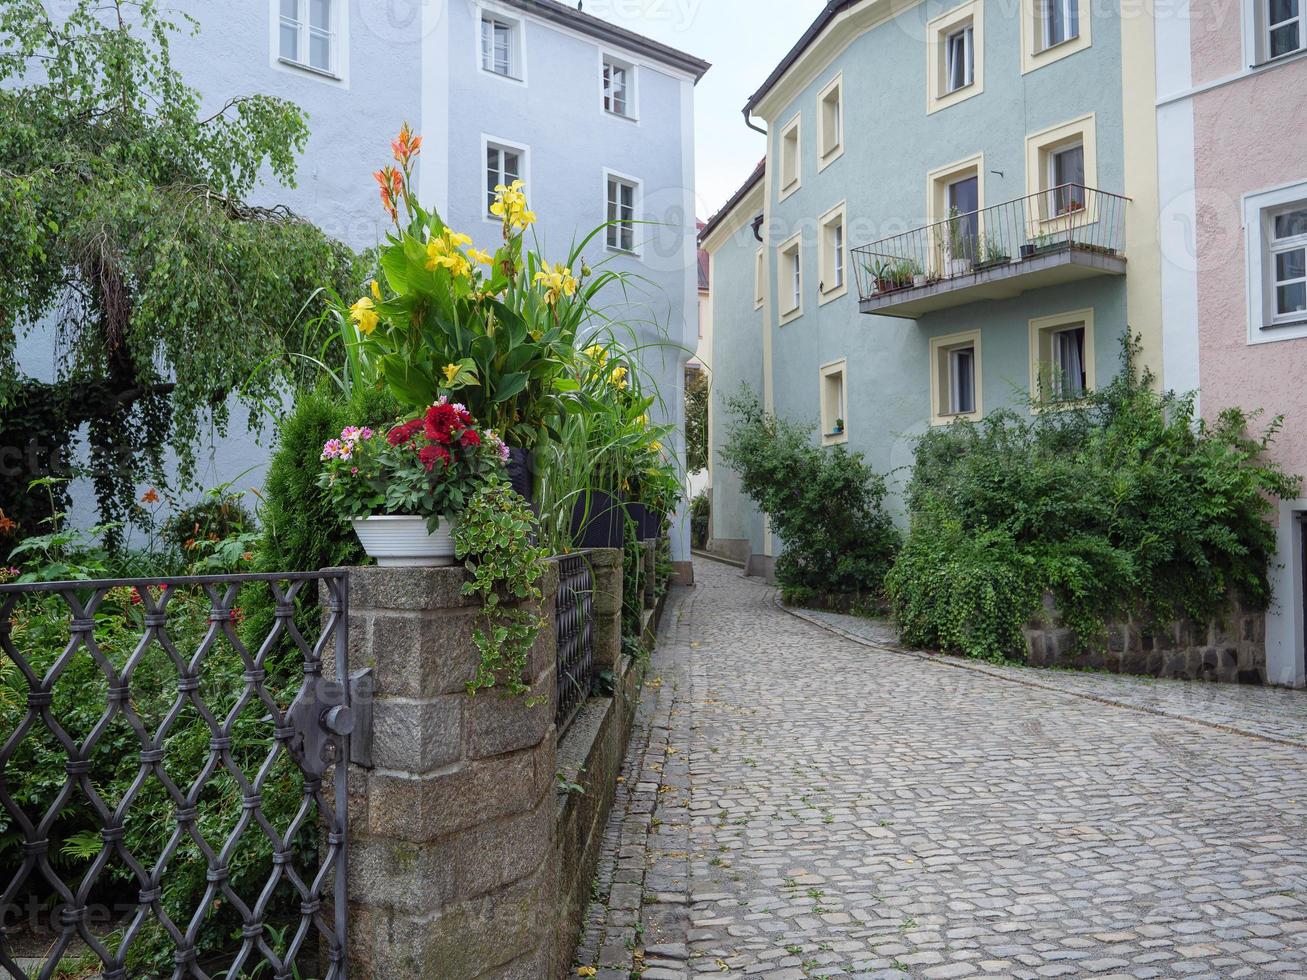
[
  {"x1": 600, "y1": 52, "x2": 639, "y2": 121},
  {"x1": 778, "y1": 232, "x2": 804, "y2": 324},
  {"x1": 754, "y1": 248, "x2": 766, "y2": 310},
  {"x1": 482, "y1": 135, "x2": 530, "y2": 222},
  {"x1": 929, "y1": 330, "x2": 983, "y2": 425},
  {"x1": 1264, "y1": 0, "x2": 1307, "y2": 61},
  {"x1": 817, "y1": 74, "x2": 844, "y2": 171},
  {"x1": 1029, "y1": 308, "x2": 1096, "y2": 408},
  {"x1": 778, "y1": 113, "x2": 802, "y2": 202},
  {"x1": 1020, "y1": 0, "x2": 1090, "y2": 73},
  {"x1": 927, "y1": 0, "x2": 984, "y2": 113},
  {"x1": 1245, "y1": 181, "x2": 1307, "y2": 343},
  {"x1": 478, "y1": 8, "x2": 525, "y2": 83},
  {"x1": 1041, "y1": 0, "x2": 1080, "y2": 50},
  {"x1": 271, "y1": 0, "x2": 348, "y2": 83},
  {"x1": 820, "y1": 360, "x2": 849, "y2": 446},
  {"x1": 604, "y1": 169, "x2": 641, "y2": 255},
  {"x1": 946, "y1": 25, "x2": 974, "y2": 92},
  {"x1": 818, "y1": 202, "x2": 848, "y2": 304}
]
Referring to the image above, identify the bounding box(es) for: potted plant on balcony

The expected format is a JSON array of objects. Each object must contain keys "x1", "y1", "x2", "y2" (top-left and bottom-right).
[
  {"x1": 318, "y1": 403, "x2": 509, "y2": 566},
  {"x1": 973, "y1": 234, "x2": 1011, "y2": 272},
  {"x1": 946, "y1": 207, "x2": 974, "y2": 277}
]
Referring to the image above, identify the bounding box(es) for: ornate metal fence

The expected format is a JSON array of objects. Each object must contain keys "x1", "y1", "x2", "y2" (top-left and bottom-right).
[
  {"x1": 554, "y1": 554, "x2": 595, "y2": 735},
  {"x1": 0, "y1": 571, "x2": 354, "y2": 979}
]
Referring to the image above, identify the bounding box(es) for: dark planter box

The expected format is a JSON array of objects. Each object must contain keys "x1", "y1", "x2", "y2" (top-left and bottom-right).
[
  {"x1": 506, "y1": 447, "x2": 535, "y2": 504},
  {"x1": 570, "y1": 490, "x2": 626, "y2": 549},
  {"x1": 1019, "y1": 243, "x2": 1037, "y2": 259},
  {"x1": 625, "y1": 503, "x2": 665, "y2": 541}
]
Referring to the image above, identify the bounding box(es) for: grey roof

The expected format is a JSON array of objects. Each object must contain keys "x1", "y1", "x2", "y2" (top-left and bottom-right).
[
  {"x1": 698, "y1": 158, "x2": 766, "y2": 244},
  {"x1": 500, "y1": 0, "x2": 711, "y2": 80},
  {"x1": 744, "y1": 1, "x2": 856, "y2": 114}
]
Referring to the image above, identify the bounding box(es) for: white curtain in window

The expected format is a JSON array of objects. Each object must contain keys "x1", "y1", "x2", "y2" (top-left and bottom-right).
[
  {"x1": 1054, "y1": 328, "x2": 1085, "y2": 398},
  {"x1": 950, "y1": 347, "x2": 975, "y2": 414}
]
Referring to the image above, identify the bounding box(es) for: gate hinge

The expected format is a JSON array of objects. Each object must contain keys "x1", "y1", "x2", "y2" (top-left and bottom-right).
[{"x1": 348, "y1": 667, "x2": 375, "y2": 770}]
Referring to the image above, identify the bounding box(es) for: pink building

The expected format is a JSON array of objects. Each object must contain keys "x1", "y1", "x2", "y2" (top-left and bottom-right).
[{"x1": 1157, "y1": 0, "x2": 1307, "y2": 686}]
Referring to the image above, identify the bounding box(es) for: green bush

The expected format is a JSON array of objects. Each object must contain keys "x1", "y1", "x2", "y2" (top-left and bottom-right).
[
  {"x1": 690, "y1": 490, "x2": 710, "y2": 550},
  {"x1": 888, "y1": 337, "x2": 1301, "y2": 661},
  {"x1": 720, "y1": 389, "x2": 899, "y2": 606}
]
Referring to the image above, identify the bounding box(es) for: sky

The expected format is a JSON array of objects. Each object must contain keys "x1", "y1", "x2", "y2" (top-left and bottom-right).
[{"x1": 588, "y1": 0, "x2": 827, "y2": 220}]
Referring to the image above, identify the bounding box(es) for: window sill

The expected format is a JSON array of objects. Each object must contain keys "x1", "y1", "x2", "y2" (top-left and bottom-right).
[
  {"x1": 606, "y1": 244, "x2": 640, "y2": 258},
  {"x1": 604, "y1": 108, "x2": 639, "y2": 123},
  {"x1": 779, "y1": 179, "x2": 801, "y2": 202},
  {"x1": 821, "y1": 431, "x2": 849, "y2": 446},
  {"x1": 931, "y1": 410, "x2": 982, "y2": 427},
  {"x1": 818, "y1": 283, "x2": 848, "y2": 305},
  {"x1": 818, "y1": 146, "x2": 844, "y2": 172},
  {"x1": 277, "y1": 57, "x2": 341, "y2": 81},
  {"x1": 779, "y1": 307, "x2": 804, "y2": 326},
  {"x1": 481, "y1": 66, "x2": 525, "y2": 84}
]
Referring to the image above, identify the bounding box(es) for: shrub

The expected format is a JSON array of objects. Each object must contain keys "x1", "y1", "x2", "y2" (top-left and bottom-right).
[
  {"x1": 720, "y1": 389, "x2": 899, "y2": 606},
  {"x1": 690, "y1": 490, "x2": 710, "y2": 549},
  {"x1": 889, "y1": 337, "x2": 1301, "y2": 661}
]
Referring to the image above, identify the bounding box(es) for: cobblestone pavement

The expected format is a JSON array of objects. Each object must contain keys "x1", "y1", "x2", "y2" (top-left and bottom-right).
[
  {"x1": 792, "y1": 608, "x2": 1307, "y2": 749},
  {"x1": 576, "y1": 558, "x2": 1307, "y2": 980}
]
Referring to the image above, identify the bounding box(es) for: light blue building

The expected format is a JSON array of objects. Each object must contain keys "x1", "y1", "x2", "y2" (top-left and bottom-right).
[
  {"x1": 701, "y1": 0, "x2": 1164, "y2": 577},
  {"x1": 17, "y1": 0, "x2": 707, "y2": 564}
]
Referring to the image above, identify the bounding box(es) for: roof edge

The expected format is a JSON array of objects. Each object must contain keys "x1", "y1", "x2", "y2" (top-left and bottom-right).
[
  {"x1": 743, "y1": 0, "x2": 859, "y2": 116},
  {"x1": 499, "y1": 0, "x2": 711, "y2": 80},
  {"x1": 699, "y1": 159, "x2": 766, "y2": 246}
]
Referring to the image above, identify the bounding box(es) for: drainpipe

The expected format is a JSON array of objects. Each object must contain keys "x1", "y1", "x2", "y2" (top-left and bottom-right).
[
  {"x1": 750, "y1": 215, "x2": 764, "y2": 242},
  {"x1": 743, "y1": 107, "x2": 766, "y2": 136}
]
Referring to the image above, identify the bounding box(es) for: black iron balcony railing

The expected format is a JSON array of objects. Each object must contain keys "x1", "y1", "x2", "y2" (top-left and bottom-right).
[{"x1": 851, "y1": 184, "x2": 1129, "y2": 315}]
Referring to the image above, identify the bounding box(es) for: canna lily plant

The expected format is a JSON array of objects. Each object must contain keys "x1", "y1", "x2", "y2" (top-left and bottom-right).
[{"x1": 341, "y1": 123, "x2": 627, "y2": 452}]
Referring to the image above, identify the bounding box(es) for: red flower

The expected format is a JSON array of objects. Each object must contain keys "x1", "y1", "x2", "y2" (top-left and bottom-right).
[
  {"x1": 460, "y1": 429, "x2": 481, "y2": 448},
  {"x1": 130, "y1": 588, "x2": 143, "y2": 606},
  {"x1": 388, "y1": 420, "x2": 423, "y2": 446},
  {"x1": 424, "y1": 403, "x2": 459, "y2": 444},
  {"x1": 418, "y1": 445, "x2": 451, "y2": 471}
]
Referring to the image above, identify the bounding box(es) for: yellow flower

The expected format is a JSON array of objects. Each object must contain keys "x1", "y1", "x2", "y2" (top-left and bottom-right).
[
  {"x1": 446, "y1": 230, "x2": 473, "y2": 247},
  {"x1": 425, "y1": 233, "x2": 471, "y2": 279},
  {"x1": 490, "y1": 181, "x2": 536, "y2": 234},
  {"x1": 534, "y1": 261, "x2": 577, "y2": 305},
  {"x1": 650, "y1": 441, "x2": 662, "y2": 452},
  {"x1": 584, "y1": 344, "x2": 609, "y2": 365},
  {"x1": 370, "y1": 279, "x2": 382, "y2": 301},
  {"x1": 468, "y1": 247, "x2": 494, "y2": 266},
  {"x1": 637, "y1": 414, "x2": 649, "y2": 426},
  {"x1": 609, "y1": 365, "x2": 629, "y2": 389},
  {"x1": 442, "y1": 363, "x2": 461, "y2": 384},
  {"x1": 350, "y1": 296, "x2": 379, "y2": 335}
]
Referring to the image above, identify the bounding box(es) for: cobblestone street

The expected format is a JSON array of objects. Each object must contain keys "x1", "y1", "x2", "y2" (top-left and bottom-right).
[{"x1": 576, "y1": 557, "x2": 1307, "y2": 980}]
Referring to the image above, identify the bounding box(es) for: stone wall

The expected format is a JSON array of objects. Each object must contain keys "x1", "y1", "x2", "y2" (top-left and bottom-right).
[
  {"x1": 336, "y1": 548, "x2": 649, "y2": 979},
  {"x1": 1024, "y1": 593, "x2": 1267, "y2": 683}
]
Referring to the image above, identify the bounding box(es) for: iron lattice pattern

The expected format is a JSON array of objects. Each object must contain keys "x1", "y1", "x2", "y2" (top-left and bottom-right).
[
  {"x1": 0, "y1": 572, "x2": 349, "y2": 980},
  {"x1": 555, "y1": 554, "x2": 595, "y2": 734}
]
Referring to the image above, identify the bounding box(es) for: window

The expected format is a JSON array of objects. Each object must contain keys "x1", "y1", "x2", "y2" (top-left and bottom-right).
[
  {"x1": 480, "y1": 14, "x2": 521, "y2": 78},
  {"x1": 279, "y1": 0, "x2": 336, "y2": 74},
  {"x1": 820, "y1": 360, "x2": 848, "y2": 445},
  {"x1": 1026, "y1": 115, "x2": 1097, "y2": 223},
  {"x1": 602, "y1": 55, "x2": 636, "y2": 118},
  {"x1": 778, "y1": 233, "x2": 803, "y2": 323},
  {"x1": 818, "y1": 75, "x2": 844, "y2": 169},
  {"x1": 1030, "y1": 309, "x2": 1095, "y2": 405},
  {"x1": 606, "y1": 174, "x2": 638, "y2": 253},
  {"x1": 946, "y1": 26, "x2": 974, "y2": 91},
  {"x1": 1041, "y1": 0, "x2": 1080, "y2": 49},
  {"x1": 779, "y1": 115, "x2": 801, "y2": 200},
  {"x1": 927, "y1": 1, "x2": 983, "y2": 113},
  {"x1": 927, "y1": 154, "x2": 984, "y2": 273},
  {"x1": 1021, "y1": 0, "x2": 1090, "y2": 72},
  {"x1": 1266, "y1": 0, "x2": 1306, "y2": 59},
  {"x1": 1048, "y1": 141, "x2": 1086, "y2": 215},
  {"x1": 1246, "y1": 184, "x2": 1307, "y2": 341},
  {"x1": 930, "y1": 331, "x2": 983, "y2": 425},
  {"x1": 754, "y1": 248, "x2": 766, "y2": 309},
  {"x1": 819, "y1": 203, "x2": 847, "y2": 303},
  {"x1": 485, "y1": 140, "x2": 524, "y2": 215}
]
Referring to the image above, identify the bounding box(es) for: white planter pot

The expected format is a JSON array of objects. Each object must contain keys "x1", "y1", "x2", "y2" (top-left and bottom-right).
[{"x1": 351, "y1": 515, "x2": 459, "y2": 567}]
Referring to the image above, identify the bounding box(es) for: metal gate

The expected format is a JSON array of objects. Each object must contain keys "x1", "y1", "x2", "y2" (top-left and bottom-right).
[
  {"x1": 554, "y1": 553, "x2": 595, "y2": 736},
  {"x1": 0, "y1": 571, "x2": 356, "y2": 979}
]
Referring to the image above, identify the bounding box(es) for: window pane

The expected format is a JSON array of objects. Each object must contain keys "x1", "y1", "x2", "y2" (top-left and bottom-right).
[
  {"x1": 504, "y1": 151, "x2": 520, "y2": 181},
  {"x1": 281, "y1": 0, "x2": 298, "y2": 19},
  {"x1": 1044, "y1": 0, "x2": 1065, "y2": 46},
  {"x1": 309, "y1": 31, "x2": 331, "y2": 70},
  {"x1": 1274, "y1": 208, "x2": 1307, "y2": 240},
  {"x1": 309, "y1": 0, "x2": 330, "y2": 29},
  {"x1": 481, "y1": 19, "x2": 492, "y2": 68},
  {"x1": 1277, "y1": 282, "x2": 1306, "y2": 315},
  {"x1": 1270, "y1": 22, "x2": 1300, "y2": 56},
  {"x1": 1052, "y1": 327, "x2": 1086, "y2": 398},
  {"x1": 952, "y1": 349, "x2": 975, "y2": 414},
  {"x1": 1276, "y1": 248, "x2": 1306, "y2": 283},
  {"x1": 1270, "y1": 0, "x2": 1298, "y2": 24},
  {"x1": 1066, "y1": 0, "x2": 1080, "y2": 38},
  {"x1": 495, "y1": 24, "x2": 511, "y2": 74},
  {"x1": 280, "y1": 21, "x2": 299, "y2": 60}
]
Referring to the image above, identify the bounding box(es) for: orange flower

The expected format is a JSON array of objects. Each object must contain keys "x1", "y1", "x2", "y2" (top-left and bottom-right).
[
  {"x1": 141, "y1": 489, "x2": 160, "y2": 504},
  {"x1": 374, "y1": 165, "x2": 403, "y2": 222},
  {"x1": 0, "y1": 509, "x2": 14, "y2": 536},
  {"x1": 391, "y1": 122, "x2": 423, "y2": 167}
]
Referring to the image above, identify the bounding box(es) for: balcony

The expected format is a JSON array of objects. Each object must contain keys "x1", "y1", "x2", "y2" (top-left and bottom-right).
[{"x1": 851, "y1": 185, "x2": 1129, "y2": 319}]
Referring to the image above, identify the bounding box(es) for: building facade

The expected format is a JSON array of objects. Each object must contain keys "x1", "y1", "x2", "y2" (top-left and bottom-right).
[
  {"x1": 704, "y1": 0, "x2": 1163, "y2": 578},
  {"x1": 1155, "y1": 0, "x2": 1307, "y2": 687},
  {"x1": 17, "y1": 0, "x2": 706, "y2": 561}
]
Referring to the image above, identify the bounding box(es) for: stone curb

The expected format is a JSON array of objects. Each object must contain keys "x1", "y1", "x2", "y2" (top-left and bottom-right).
[{"x1": 777, "y1": 596, "x2": 1307, "y2": 752}]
